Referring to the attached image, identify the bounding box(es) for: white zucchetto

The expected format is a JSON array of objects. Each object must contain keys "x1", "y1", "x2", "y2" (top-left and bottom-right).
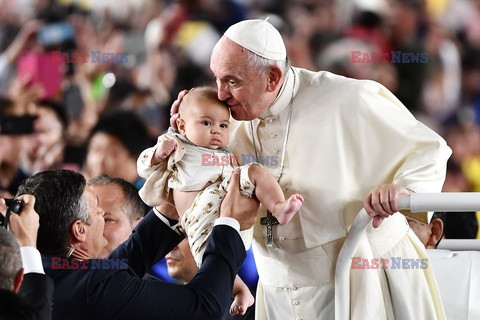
[{"x1": 224, "y1": 18, "x2": 286, "y2": 61}]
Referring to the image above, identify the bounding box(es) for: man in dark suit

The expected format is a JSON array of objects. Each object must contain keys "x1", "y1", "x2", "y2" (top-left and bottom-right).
[
  {"x1": 0, "y1": 194, "x2": 54, "y2": 320},
  {"x1": 16, "y1": 169, "x2": 258, "y2": 320},
  {"x1": 165, "y1": 238, "x2": 256, "y2": 320}
]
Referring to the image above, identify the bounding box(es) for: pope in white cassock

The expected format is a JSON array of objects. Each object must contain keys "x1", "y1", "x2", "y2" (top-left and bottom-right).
[{"x1": 172, "y1": 19, "x2": 451, "y2": 319}]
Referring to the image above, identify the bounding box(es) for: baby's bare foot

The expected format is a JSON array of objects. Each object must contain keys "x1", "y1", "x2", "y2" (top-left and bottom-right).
[
  {"x1": 230, "y1": 289, "x2": 254, "y2": 315},
  {"x1": 275, "y1": 194, "x2": 304, "y2": 224}
]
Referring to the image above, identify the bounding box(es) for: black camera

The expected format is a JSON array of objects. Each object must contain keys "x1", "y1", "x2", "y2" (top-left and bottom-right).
[{"x1": 0, "y1": 198, "x2": 25, "y2": 229}]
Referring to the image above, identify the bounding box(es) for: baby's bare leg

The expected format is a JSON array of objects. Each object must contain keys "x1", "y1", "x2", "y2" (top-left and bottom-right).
[
  {"x1": 172, "y1": 189, "x2": 201, "y2": 218},
  {"x1": 247, "y1": 165, "x2": 303, "y2": 224},
  {"x1": 230, "y1": 275, "x2": 254, "y2": 316}
]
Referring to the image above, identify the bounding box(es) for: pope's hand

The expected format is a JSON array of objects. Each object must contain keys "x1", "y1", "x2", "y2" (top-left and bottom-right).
[
  {"x1": 169, "y1": 90, "x2": 188, "y2": 130},
  {"x1": 363, "y1": 184, "x2": 413, "y2": 228}
]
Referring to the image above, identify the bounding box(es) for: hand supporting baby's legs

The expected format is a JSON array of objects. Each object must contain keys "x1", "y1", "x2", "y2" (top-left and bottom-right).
[
  {"x1": 230, "y1": 275, "x2": 254, "y2": 315},
  {"x1": 247, "y1": 165, "x2": 303, "y2": 225}
]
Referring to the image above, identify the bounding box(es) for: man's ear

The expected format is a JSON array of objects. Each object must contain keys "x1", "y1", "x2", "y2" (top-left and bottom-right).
[
  {"x1": 71, "y1": 220, "x2": 87, "y2": 242},
  {"x1": 176, "y1": 117, "x2": 186, "y2": 135},
  {"x1": 427, "y1": 218, "x2": 444, "y2": 249},
  {"x1": 266, "y1": 66, "x2": 283, "y2": 92},
  {"x1": 13, "y1": 268, "x2": 24, "y2": 294}
]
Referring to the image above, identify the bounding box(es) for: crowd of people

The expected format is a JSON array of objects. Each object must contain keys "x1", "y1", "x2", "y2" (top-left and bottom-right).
[
  {"x1": 1, "y1": 0, "x2": 480, "y2": 319},
  {"x1": 0, "y1": 0, "x2": 479, "y2": 233}
]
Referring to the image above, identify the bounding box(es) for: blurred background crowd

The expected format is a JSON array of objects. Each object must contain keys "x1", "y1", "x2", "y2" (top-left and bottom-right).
[{"x1": 0, "y1": 0, "x2": 479, "y2": 286}]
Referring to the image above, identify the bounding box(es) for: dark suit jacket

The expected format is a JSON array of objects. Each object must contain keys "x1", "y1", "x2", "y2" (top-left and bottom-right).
[
  {"x1": 0, "y1": 273, "x2": 53, "y2": 320},
  {"x1": 44, "y1": 210, "x2": 246, "y2": 320}
]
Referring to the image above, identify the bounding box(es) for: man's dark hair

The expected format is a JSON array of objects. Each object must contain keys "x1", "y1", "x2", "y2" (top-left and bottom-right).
[
  {"x1": 444, "y1": 211, "x2": 478, "y2": 240},
  {"x1": 88, "y1": 175, "x2": 146, "y2": 222},
  {"x1": 16, "y1": 170, "x2": 89, "y2": 256},
  {"x1": 89, "y1": 110, "x2": 152, "y2": 157},
  {"x1": 0, "y1": 228, "x2": 21, "y2": 291}
]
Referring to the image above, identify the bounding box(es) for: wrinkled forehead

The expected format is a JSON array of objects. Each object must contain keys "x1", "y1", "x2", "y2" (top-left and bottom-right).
[{"x1": 210, "y1": 37, "x2": 250, "y2": 75}]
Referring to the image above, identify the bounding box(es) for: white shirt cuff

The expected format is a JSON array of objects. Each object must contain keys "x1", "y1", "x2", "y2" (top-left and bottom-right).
[
  {"x1": 20, "y1": 247, "x2": 45, "y2": 274},
  {"x1": 153, "y1": 207, "x2": 183, "y2": 235},
  {"x1": 214, "y1": 217, "x2": 240, "y2": 234}
]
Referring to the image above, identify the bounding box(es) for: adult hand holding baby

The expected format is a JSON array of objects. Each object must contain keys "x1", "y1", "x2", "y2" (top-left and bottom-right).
[
  {"x1": 220, "y1": 169, "x2": 260, "y2": 231},
  {"x1": 169, "y1": 89, "x2": 189, "y2": 130}
]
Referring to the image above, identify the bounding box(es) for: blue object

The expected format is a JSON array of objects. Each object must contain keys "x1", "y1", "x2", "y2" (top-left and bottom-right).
[
  {"x1": 150, "y1": 247, "x2": 259, "y2": 289},
  {"x1": 238, "y1": 247, "x2": 258, "y2": 289},
  {"x1": 150, "y1": 258, "x2": 177, "y2": 283},
  {"x1": 37, "y1": 22, "x2": 75, "y2": 46}
]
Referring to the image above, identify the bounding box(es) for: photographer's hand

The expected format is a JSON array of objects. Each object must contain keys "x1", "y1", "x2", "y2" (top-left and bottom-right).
[{"x1": 8, "y1": 195, "x2": 39, "y2": 247}]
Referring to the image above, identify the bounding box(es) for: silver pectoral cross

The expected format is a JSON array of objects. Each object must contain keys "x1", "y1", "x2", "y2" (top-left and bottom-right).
[{"x1": 260, "y1": 210, "x2": 279, "y2": 247}]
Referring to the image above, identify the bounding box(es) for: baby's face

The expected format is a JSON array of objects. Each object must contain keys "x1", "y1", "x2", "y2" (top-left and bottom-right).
[{"x1": 179, "y1": 99, "x2": 230, "y2": 149}]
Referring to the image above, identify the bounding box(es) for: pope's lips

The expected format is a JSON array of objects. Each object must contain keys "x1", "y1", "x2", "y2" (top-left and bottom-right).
[{"x1": 227, "y1": 100, "x2": 240, "y2": 109}]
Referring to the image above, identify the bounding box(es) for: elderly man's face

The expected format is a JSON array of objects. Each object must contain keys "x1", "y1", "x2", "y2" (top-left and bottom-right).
[
  {"x1": 407, "y1": 218, "x2": 430, "y2": 247},
  {"x1": 210, "y1": 37, "x2": 275, "y2": 121},
  {"x1": 91, "y1": 183, "x2": 136, "y2": 258},
  {"x1": 83, "y1": 186, "x2": 108, "y2": 258}
]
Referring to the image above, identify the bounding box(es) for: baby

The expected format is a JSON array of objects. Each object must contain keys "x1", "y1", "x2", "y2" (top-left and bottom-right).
[{"x1": 137, "y1": 86, "x2": 303, "y2": 315}]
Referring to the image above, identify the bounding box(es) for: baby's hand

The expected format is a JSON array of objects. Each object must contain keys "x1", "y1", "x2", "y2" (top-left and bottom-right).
[{"x1": 153, "y1": 139, "x2": 177, "y2": 164}]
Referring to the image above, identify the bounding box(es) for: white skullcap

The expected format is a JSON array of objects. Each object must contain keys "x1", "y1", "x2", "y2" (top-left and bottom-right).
[{"x1": 224, "y1": 18, "x2": 286, "y2": 61}]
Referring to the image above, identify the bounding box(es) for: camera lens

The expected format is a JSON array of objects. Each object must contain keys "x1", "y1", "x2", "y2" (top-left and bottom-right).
[
  {"x1": 10, "y1": 200, "x2": 23, "y2": 213},
  {"x1": 4, "y1": 198, "x2": 24, "y2": 214}
]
